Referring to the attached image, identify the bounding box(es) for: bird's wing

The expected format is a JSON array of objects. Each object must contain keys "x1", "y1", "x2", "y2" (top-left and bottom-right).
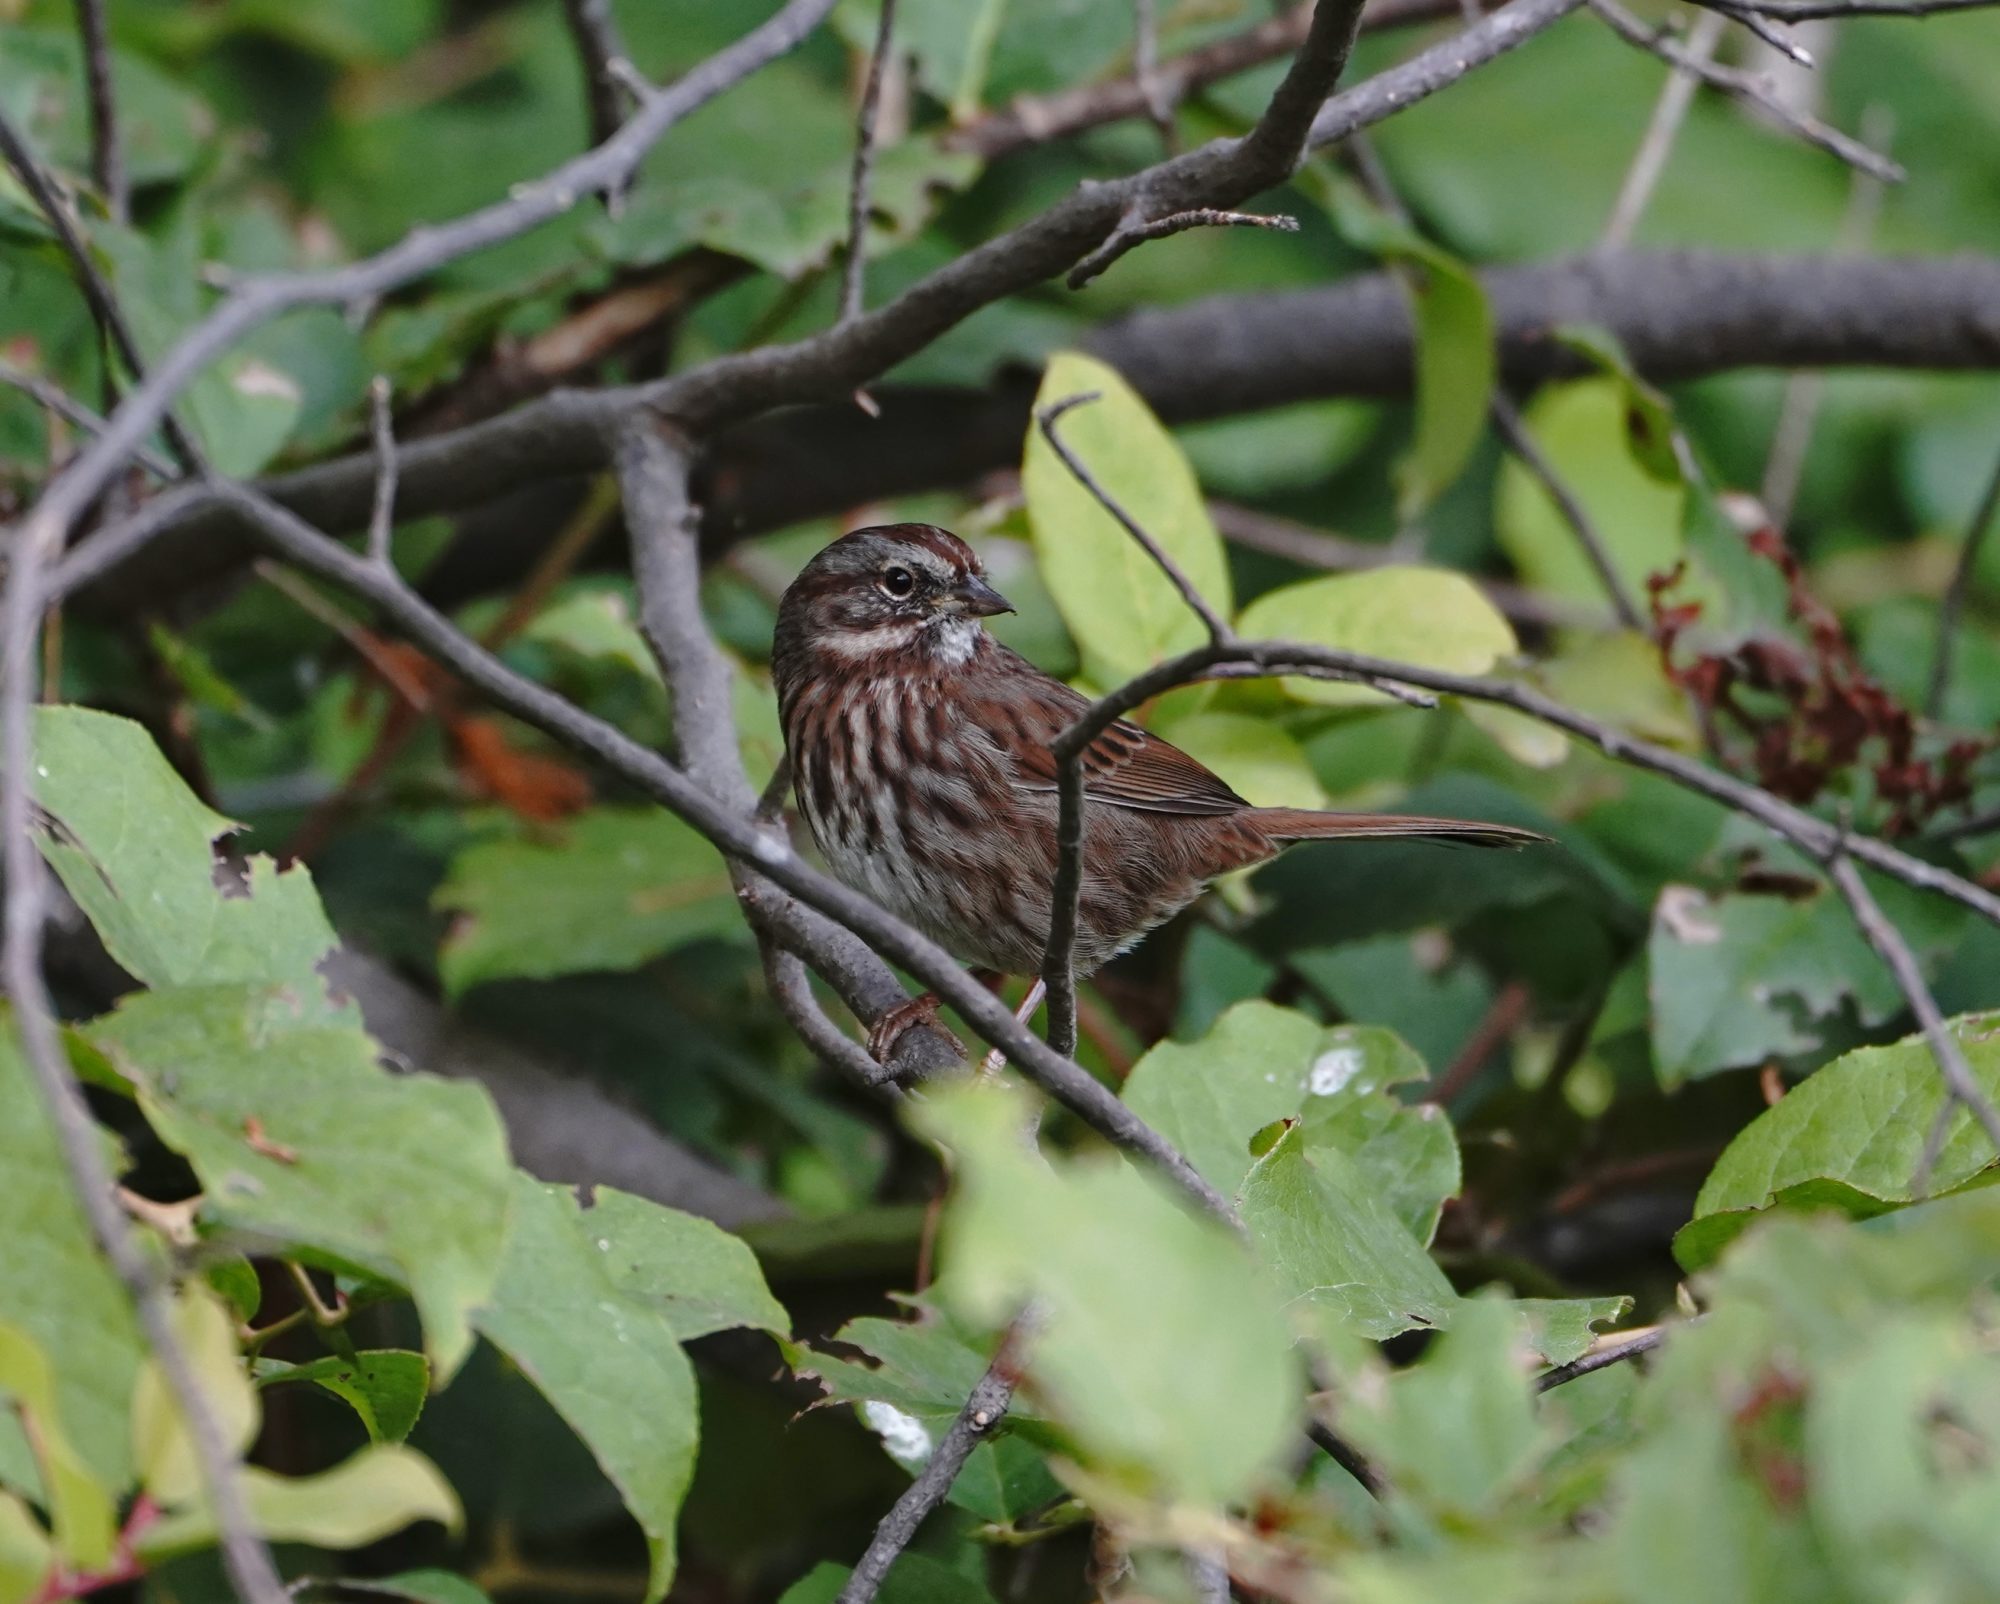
[{"x1": 986, "y1": 647, "x2": 1247, "y2": 817}]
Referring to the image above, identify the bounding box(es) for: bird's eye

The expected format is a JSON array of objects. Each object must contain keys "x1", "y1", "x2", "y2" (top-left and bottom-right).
[{"x1": 880, "y1": 566, "x2": 915, "y2": 598}]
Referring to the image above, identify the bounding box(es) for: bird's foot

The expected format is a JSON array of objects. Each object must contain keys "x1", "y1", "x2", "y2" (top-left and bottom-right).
[{"x1": 867, "y1": 991, "x2": 964, "y2": 1068}]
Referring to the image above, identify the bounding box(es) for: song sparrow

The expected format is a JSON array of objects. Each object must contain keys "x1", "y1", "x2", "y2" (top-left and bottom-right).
[{"x1": 772, "y1": 523, "x2": 1544, "y2": 1059}]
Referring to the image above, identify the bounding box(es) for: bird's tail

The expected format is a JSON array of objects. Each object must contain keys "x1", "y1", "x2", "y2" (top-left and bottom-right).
[{"x1": 1250, "y1": 809, "x2": 1547, "y2": 850}]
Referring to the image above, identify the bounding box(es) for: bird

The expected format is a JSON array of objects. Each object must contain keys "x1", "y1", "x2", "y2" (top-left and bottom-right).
[{"x1": 770, "y1": 523, "x2": 1544, "y2": 1062}]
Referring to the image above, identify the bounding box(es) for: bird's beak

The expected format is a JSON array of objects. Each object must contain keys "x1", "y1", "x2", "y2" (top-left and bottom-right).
[{"x1": 951, "y1": 574, "x2": 1015, "y2": 617}]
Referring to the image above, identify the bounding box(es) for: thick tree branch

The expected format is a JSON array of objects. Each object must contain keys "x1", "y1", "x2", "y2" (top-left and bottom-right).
[{"x1": 55, "y1": 247, "x2": 2000, "y2": 619}]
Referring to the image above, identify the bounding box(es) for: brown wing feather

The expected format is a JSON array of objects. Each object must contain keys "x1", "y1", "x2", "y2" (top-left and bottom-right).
[{"x1": 983, "y1": 644, "x2": 1247, "y2": 817}]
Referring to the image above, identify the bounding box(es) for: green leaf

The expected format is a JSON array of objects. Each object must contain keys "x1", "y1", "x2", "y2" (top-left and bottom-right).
[
  {"x1": 474, "y1": 1178, "x2": 701, "y2": 1603},
  {"x1": 1147, "y1": 711, "x2": 1325, "y2": 809},
  {"x1": 1235, "y1": 568, "x2": 1518, "y2": 708},
  {"x1": 334, "y1": 1570, "x2": 494, "y2": 1604},
  {"x1": 779, "y1": 1553, "x2": 997, "y2": 1604},
  {"x1": 576, "y1": 1186, "x2": 789, "y2": 1342},
  {"x1": 0, "y1": 29, "x2": 211, "y2": 190},
  {"x1": 0, "y1": 1323, "x2": 116, "y2": 1572},
  {"x1": 1675, "y1": 1012, "x2": 2000, "y2": 1271},
  {"x1": 30, "y1": 707, "x2": 335, "y2": 991},
  {"x1": 137, "y1": 1446, "x2": 460, "y2": 1561},
  {"x1": 0, "y1": 1026, "x2": 144, "y2": 1492},
  {"x1": 1648, "y1": 882, "x2": 1962, "y2": 1086},
  {"x1": 1806, "y1": 1314, "x2": 2000, "y2": 1602},
  {"x1": 131, "y1": 1292, "x2": 257, "y2": 1509},
  {"x1": 1515, "y1": 1298, "x2": 1637, "y2": 1369},
  {"x1": 1339, "y1": 1298, "x2": 1540, "y2": 1516},
  {"x1": 919, "y1": 1083, "x2": 1299, "y2": 1507},
  {"x1": 435, "y1": 808, "x2": 742, "y2": 996},
  {"x1": 1123, "y1": 1002, "x2": 1454, "y2": 1240},
  {"x1": 91, "y1": 984, "x2": 514, "y2": 1380},
  {"x1": 96, "y1": 224, "x2": 302, "y2": 477},
  {"x1": 1495, "y1": 378, "x2": 1687, "y2": 613},
  {"x1": 254, "y1": 1351, "x2": 430, "y2": 1444},
  {"x1": 0, "y1": 1491, "x2": 52, "y2": 1604},
  {"x1": 1022, "y1": 351, "x2": 1232, "y2": 689},
  {"x1": 1396, "y1": 249, "x2": 1496, "y2": 522},
  {"x1": 522, "y1": 587, "x2": 662, "y2": 684},
  {"x1": 1239, "y1": 1119, "x2": 1459, "y2": 1344},
  {"x1": 786, "y1": 1309, "x2": 1000, "y2": 1427}
]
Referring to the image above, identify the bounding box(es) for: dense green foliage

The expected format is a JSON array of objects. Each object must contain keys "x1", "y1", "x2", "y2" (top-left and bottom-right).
[{"x1": 5, "y1": 0, "x2": 2000, "y2": 1602}]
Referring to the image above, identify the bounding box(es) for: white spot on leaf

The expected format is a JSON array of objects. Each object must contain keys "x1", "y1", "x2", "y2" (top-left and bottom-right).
[
  {"x1": 1308, "y1": 1046, "x2": 1364, "y2": 1097},
  {"x1": 861, "y1": 1400, "x2": 933, "y2": 1464}
]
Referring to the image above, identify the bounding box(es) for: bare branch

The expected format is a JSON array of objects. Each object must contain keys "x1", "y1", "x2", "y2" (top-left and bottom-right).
[
  {"x1": 0, "y1": 104, "x2": 203, "y2": 472},
  {"x1": 2, "y1": 466, "x2": 284, "y2": 1604},
  {"x1": 1490, "y1": 397, "x2": 1646, "y2": 629},
  {"x1": 840, "y1": 0, "x2": 899, "y2": 325},
  {"x1": 75, "y1": 0, "x2": 126, "y2": 223},
  {"x1": 1133, "y1": 0, "x2": 1176, "y2": 145},
  {"x1": 0, "y1": 362, "x2": 176, "y2": 479},
  {"x1": 1534, "y1": 1325, "x2": 1670, "y2": 1391},
  {"x1": 1694, "y1": 0, "x2": 1999, "y2": 18},
  {"x1": 835, "y1": 1315, "x2": 1035, "y2": 1604},
  {"x1": 560, "y1": 0, "x2": 639, "y2": 153},
  {"x1": 1590, "y1": 0, "x2": 1903, "y2": 182},
  {"x1": 365, "y1": 375, "x2": 398, "y2": 569},
  {"x1": 1761, "y1": 104, "x2": 1894, "y2": 527},
  {"x1": 16, "y1": 0, "x2": 844, "y2": 571},
  {"x1": 1036, "y1": 395, "x2": 1234, "y2": 642},
  {"x1": 1068, "y1": 206, "x2": 1300, "y2": 289},
  {"x1": 1822, "y1": 848, "x2": 2000, "y2": 1194},
  {"x1": 1925, "y1": 436, "x2": 2000, "y2": 717},
  {"x1": 1209, "y1": 499, "x2": 1615, "y2": 630},
  {"x1": 1600, "y1": 8, "x2": 1724, "y2": 249},
  {"x1": 760, "y1": 942, "x2": 889, "y2": 1089},
  {"x1": 948, "y1": 0, "x2": 1482, "y2": 161}
]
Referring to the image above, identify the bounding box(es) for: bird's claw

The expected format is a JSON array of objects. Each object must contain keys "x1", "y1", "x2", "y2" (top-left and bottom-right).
[{"x1": 866, "y1": 991, "x2": 965, "y2": 1067}]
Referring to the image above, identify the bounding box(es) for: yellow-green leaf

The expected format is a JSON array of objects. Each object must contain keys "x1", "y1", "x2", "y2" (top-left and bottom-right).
[
  {"x1": 1236, "y1": 567, "x2": 1518, "y2": 707},
  {"x1": 1023, "y1": 351, "x2": 1231, "y2": 688}
]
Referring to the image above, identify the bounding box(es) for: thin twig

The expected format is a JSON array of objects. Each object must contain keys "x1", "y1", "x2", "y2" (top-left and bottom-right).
[
  {"x1": 1, "y1": 466, "x2": 285, "y2": 1604},
  {"x1": 1761, "y1": 104, "x2": 1894, "y2": 527},
  {"x1": 1600, "y1": 8, "x2": 1724, "y2": 249},
  {"x1": 75, "y1": 0, "x2": 126, "y2": 223},
  {"x1": 1694, "y1": 0, "x2": 1996, "y2": 17},
  {"x1": 1534, "y1": 1325, "x2": 1669, "y2": 1391},
  {"x1": 1925, "y1": 437, "x2": 2000, "y2": 717},
  {"x1": 0, "y1": 362, "x2": 176, "y2": 479},
  {"x1": 560, "y1": 0, "x2": 639, "y2": 154},
  {"x1": 1033, "y1": 392, "x2": 1235, "y2": 1056},
  {"x1": 840, "y1": 0, "x2": 898, "y2": 326},
  {"x1": 1035, "y1": 395, "x2": 1233, "y2": 641},
  {"x1": 1209, "y1": 498, "x2": 1613, "y2": 630},
  {"x1": 1068, "y1": 206, "x2": 1300, "y2": 290},
  {"x1": 1590, "y1": 0, "x2": 1903, "y2": 183},
  {"x1": 760, "y1": 942, "x2": 889, "y2": 1090},
  {"x1": 364, "y1": 376, "x2": 398, "y2": 569},
  {"x1": 1490, "y1": 396, "x2": 1646, "y2": 629},
  {"x1": 1822, "y1": 848, "x2": 2000, "y2": 1194},
  {"x1": 14, "y1": 0, "x2": 845, "y2": 565},
  {"x1": 836, "y1": 1315, "x2": 1036, "y2": 1604},
  {"x1": 1133, "y1": 0, "x2": 1177, "y2": 147},
  {"x1": 0, "y1": 105, "x2": 203, "y2": 472}
]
